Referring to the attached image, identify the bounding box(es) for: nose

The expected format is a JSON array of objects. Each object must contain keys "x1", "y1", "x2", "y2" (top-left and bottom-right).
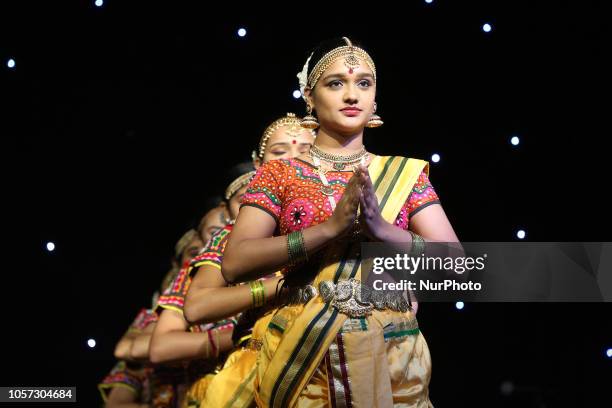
[{"x1": 343, "y1": 82, "x2": 358, "y2": 105}]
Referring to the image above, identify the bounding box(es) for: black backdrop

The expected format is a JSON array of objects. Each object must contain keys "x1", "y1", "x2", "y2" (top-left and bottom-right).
[{"x1": 2, "y1": 1, "x2": 610, "y2": 407}]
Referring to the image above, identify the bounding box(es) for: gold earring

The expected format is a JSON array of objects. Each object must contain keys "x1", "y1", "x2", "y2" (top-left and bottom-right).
[
  {"x1": 301, "y1": 105, "x2": 319, "y2": 129},
  {"x1": 366, "y1": 102, "x2": 383, "y2": 128}
]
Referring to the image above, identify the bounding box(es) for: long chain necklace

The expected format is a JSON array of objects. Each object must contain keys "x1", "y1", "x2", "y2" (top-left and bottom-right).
[{"x1": 310, "y1": 151, "x2": 369, "y2": 211}]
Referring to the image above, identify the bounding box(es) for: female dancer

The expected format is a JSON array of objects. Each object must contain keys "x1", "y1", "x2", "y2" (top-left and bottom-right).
[
  {"x1": 100, "y1": 227, "x2": 207, "y2": 407},
  {"x1": 223, "y1": 37, "x2": 460, "y2": 407},
  {"x1": 148, "y1": 163, "x2": 258, "y2": 408},
  {"x1": 181, "y1": 113, "x2": 315, "y2": 407}
]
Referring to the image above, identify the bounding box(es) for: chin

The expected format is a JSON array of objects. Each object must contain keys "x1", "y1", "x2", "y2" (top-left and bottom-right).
[
  {"x1": 336, "y1": 122, "x2": 366, "y2": 136},
  {"x1": 324, "y1": 117, "x2": 362, "y2": 134}
]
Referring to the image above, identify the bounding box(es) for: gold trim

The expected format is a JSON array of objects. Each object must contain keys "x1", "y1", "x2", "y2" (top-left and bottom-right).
[{"x1": 307, "y1": 37, "x2": 376, "y2": 89}]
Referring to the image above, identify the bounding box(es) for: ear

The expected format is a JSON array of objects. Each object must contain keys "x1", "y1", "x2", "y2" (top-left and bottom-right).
[
  {"x1": 251, "y1": 151, "x2": 262, "y2": 169},
  {"x1": 304, "y1": 87, "x2": 314, "y2": 109}
]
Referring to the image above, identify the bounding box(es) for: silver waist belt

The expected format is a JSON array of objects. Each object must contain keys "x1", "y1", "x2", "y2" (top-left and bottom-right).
[{"x1": 285, "y1": 278, "x2": 412, "y2": 318}]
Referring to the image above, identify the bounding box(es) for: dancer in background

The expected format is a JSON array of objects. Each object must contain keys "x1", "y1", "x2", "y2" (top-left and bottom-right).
[
  {"x1": 182, "y1": 113, "x2": 315, "y2": 407},
  {"x1": 149, "y1": 163, "x2": 258, "y2": 408},
  {"x1": 99, "y1": 227, "x2": 207, "y2": 408}
]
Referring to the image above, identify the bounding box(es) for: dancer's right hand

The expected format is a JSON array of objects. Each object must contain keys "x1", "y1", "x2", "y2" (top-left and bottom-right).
[{"x1": 327, "y1": 169, "x2": 364, "y2": 237}]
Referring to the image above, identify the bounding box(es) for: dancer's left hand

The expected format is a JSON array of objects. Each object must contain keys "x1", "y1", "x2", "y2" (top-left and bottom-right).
[{"x1": 356, "y1": 164, "x2": 391, "y2": 241}]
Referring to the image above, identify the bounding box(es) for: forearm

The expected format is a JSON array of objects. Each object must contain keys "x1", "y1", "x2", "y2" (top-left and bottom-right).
[
  {"x1": 223, "y1": 222, "x2": 337, "y2": 283},
  {"x1": 129, "y1": 333, "x2": 152, "y2": 362},
  {"x1": 185, "y1": 277, "x2": 281, "y2": 325},
  {"x1": 113, "y1": 334, "x2": 137, "y2": 360},
  {"x1": 149, "y1": 328, "x2": 233, "y2": 364},
  {"x1": 378, "y1": 223, "x2": 466, "y2": 281},
  {"x1": 377, "y1": 223, "x2": 437, "y2": 244},
  {"x1": 378, "y1": 223, "x2": 462, "y2": 253},
  {"x1": 149, "y1": 331, "x2": 210, "y2": 364}
]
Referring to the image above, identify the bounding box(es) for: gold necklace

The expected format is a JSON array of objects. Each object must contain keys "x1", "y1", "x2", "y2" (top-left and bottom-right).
[
  {"x1": 310, "y1": 152, "x2": 369, "y2": 203},
  {"x1": 311, "y1": 155, "x2": 338, "y2": 208},
  {"x1": 310, "y1": 144, "x2": 368, "y2": 171}
]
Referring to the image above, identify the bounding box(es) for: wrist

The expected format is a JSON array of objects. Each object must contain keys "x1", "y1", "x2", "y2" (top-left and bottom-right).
[
  {"x1": 322, "y1": 218, "x2": 342, "y2": 239},
  {"x1": 263, "y1": 277, "x2": 281, "y2": 299},
  {"x1": 248, "y1": 280, "x2": 266, "y2": 308},
  {"x1": 372, "y1": 219, "x2": 395, "y2": 242}
]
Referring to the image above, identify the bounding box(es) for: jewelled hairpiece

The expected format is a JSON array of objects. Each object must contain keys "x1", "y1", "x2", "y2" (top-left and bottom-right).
[
  {"x1": 254, "y1": 113, "x2": 316, "y2": 160},
  {"x1": 305, "y1": 37, "x2": 376, "y2": 90},
  {"x1": 225, "y1": 171, "x2": 256, "y2": 200}
]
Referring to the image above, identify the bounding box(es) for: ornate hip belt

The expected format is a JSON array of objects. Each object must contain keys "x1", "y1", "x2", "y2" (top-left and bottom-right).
[
  {"x1": 285, "y1": 278, "x2": 412, "y2": 318},
  {"x1": 236, "y1": 334, "x2": 263, "y2": 351}
]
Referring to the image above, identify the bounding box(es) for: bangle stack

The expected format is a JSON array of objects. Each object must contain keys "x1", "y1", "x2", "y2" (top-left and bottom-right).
[
  {"x1": 287, "y1": 231, "x2": 308, "y2": 266},
  {"x1": 249, "y1": 280, "x2": 266, "y2": 308},
  {"x1": 408, "y1": 230, "x2": 425, "y2": 257}
]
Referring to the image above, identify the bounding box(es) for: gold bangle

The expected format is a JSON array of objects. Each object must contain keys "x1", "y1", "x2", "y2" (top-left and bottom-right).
[{"x1": 249, "y1": 280, "x2": 266, "y2": 308}]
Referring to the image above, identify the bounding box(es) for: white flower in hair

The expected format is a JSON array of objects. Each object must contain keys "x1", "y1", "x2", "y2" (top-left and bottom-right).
[{"x1": 296, "y1": 52, "x2": 313, "y2": 101}]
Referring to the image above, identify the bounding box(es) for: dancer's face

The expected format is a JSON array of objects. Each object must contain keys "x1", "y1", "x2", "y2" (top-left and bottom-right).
[
  {"x1": 306, "y1": 57, "x2": 376, "y2": 135},
  {"x1": 179, "y1": 235, "x2": 204, "y2": 265},
  {"x1": 261, "y1": 125, "x2": 314, "y2": 163},
  {"x1": 198, "y1": 204, "x2": 228, "y2": 242},
  {"x1": 228, "y1": 185, "x2": 249, "y2": 220}
]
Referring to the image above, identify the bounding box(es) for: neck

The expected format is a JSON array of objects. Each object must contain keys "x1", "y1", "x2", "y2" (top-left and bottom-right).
[{"x1": 312, "y1": 126, "x2": 364, "y2": 154}]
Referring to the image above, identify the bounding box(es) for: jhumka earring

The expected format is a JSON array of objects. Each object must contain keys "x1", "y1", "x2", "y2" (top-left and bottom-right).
[
  {"x1": 366, "y1": 102, "x2": 383, "y2": 128},
  {"x1": 300, "y1": 105, "x2": 319, "y2": 129}
]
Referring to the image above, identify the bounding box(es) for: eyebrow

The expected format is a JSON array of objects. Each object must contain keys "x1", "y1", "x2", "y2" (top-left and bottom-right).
[
  {"x1": 268, "y1": 142, "x2": 290, "y2": 148},
  {"x1": 321, "y1": 72, "x2": 374, "y2": 82}
]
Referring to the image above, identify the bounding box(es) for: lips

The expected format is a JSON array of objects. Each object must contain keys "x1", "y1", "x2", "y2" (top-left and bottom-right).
[{"x1": 340, "y1": 107, "x2": 362, "y2": 116}]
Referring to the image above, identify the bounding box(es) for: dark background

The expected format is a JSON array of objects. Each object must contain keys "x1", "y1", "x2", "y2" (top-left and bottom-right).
[{"x1": 2, "y1": 1, "x2": 610, "y2": 407}]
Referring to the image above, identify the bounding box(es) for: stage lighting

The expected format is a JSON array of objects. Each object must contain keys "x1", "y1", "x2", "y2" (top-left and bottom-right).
[
  {"x1": 46, "y1": 242, "x2": 56, "y2": 252},
  {"x1": 516, "y1": 230, "x2": 526, "y2": 239},
  {"x1": 455, "y1": 301, "x2": 464, "y2": 310},
  {"x1": 606, "y1": 348, "x2": 612, "y2": 358},
  {"x1": 425, "y1": 0, "x2": 434, "y2": 3},
  {"x1": 482, "y1": 23, "x2": 493, "y2": 33},
  {"x1": 511, "y1": 136, "x2": 520, "y2": 146},
  {"x1": 7, "y1": 58, "x2": 16, "y2": 69},
  {"x1": 87, "y1": 339, "x2": 97, "y2": 348},
  {"x1": 500, "y1": 381, "x2": 514, "y2": 396},
  {"x1": 94, "y1": 0, "x2": 103, "y2": 7},
  {"x1": 237, "y1": 28, "x2": 247, "y2": 38},
  {"x1": 431, "y1": 153, "x2": 440, "y2": 163},
  {"x1": 293, "y1": 90, "x2": 301, "y2": 99}
]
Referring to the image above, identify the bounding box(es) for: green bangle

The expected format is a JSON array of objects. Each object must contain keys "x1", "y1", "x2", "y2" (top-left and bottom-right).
[{"x1": 287, "y1": 231, "x2": 308, "y2": 266}]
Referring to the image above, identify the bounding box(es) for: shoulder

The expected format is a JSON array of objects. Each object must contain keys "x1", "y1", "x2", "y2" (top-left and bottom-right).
[
  {"x1": 369, "y1": 155, "x2": 430, "y2": 176},
  {"x1": 247, "y1": 159, "x2": 294, "y2": 188}
]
